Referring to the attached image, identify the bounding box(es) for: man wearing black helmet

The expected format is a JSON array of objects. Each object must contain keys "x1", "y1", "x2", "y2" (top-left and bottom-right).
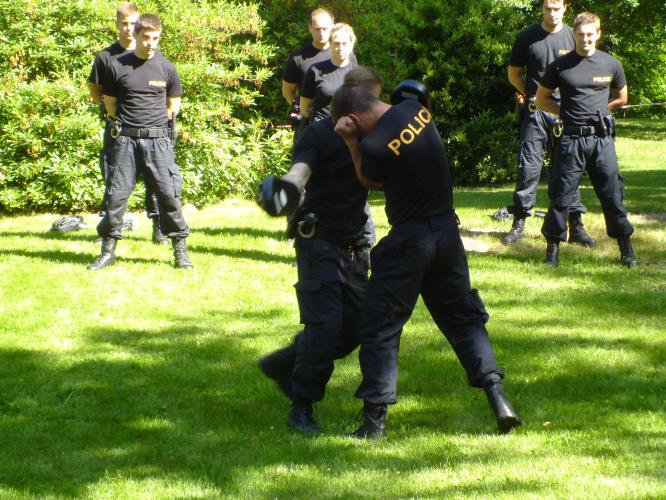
[{"x1": 333, "y1": 81, "x2": 521, "y2": 439}]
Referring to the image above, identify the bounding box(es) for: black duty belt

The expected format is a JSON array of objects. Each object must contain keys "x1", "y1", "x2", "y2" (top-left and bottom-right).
[
  {"x1": 562, "y1": 125, "x2": 598, "y2": 137},
  {"x1": 119, "y1": 127, "x2": 172, "y2": 139}
]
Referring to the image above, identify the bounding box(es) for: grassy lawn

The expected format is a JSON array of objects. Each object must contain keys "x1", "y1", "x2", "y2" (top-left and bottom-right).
[{"x1": 0, "y1": 118, "x2": 664, "y2": 498}]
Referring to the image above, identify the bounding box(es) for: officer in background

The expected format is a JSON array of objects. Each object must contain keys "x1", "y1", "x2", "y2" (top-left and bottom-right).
[
  {"x1": 332, "y1": 83, "x2": 521, "y2": 439},
  {"x1": 281, "y1": 8, "x2": 336, "y2": 140},
  {"x1": 300, "y1": 23, "x2": 358, "y2": 123},
  {"x1": 88, "y1": 14, "x2": 193, "y2": 270},
  {"x1": 257, "y1": 67, "x2": 382, "y2": 434},
  {"x1": 88, "y1": 2, "x2": 168, "y2": 245},
  {"x1": 505, "y1": 0, "x2": 594, "y2": 247},
  {"x1": 536, "y1": 12, "x2": 637, "y2": 267}
]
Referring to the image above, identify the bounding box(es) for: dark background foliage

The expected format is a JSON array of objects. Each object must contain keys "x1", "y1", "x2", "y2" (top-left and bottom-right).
[{"x1": 0, "y1": 0, "x2": 663, "y2": 213}]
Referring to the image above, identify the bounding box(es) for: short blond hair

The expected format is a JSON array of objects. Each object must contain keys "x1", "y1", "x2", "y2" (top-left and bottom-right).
[
  {"x1": 116, "y1": 2, "x2": 138, "y2": 20},
  {"x1": 573, "y1": 12, "x2": 601, "y2": 32},
  {"x1": 330, "y1": 23, "x2": 356, "y2": 46}
]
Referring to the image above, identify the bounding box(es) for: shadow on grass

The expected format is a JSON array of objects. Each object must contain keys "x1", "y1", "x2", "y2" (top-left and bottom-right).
[
  {"x1": 616, "y1": 118, "x2": 666, "y2": 141},
  {"x1": 1, "y1": 295, "x2": 663, "y2": 496},
  {"x1": 0, "y1": 248, "x2": 164, "y2": 266},
  {"x1": 195, "y1": 225, "x2": 287, "y2": 241}
]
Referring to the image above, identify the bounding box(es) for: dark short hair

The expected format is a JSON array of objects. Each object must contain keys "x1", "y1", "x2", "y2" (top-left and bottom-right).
[
  {"x1": 116, "y1": 2, "x2": 138, "y2": 20},
  {"x1": 134, "y1": 13, "x2": 162, "y2": 35},
  {"x1": 344, "y1": 66, "x2": 383, "y2": 92},
  {"x1": 331, "y1": 84, "x2": 379, "y2": 123}
]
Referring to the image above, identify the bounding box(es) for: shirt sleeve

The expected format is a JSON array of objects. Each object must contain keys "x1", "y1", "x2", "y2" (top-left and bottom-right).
[
  {"x1": 283, "y1": 53, "x2": 299, "y2": 83},
  {"x1": 88, "y1": 53, "x2": 105, "y2": 85},
  {"x1": 612, "y1": 59, "x2": 627, "y2": 89},
  {"x1": 540, "y1": 60, "x2": 559, "y2": 90},
  {"x1": 300, "y1": 67, "x2": 317, "y2": 99},
  {"x1": 167, "y1": 62, "x2": 184, "y2": 97},
  {"x1": 102, "y1": 61, "x2": 119, "y2": 97},
  {"x1": 359, "y1": 142, "x2": 385, "y2": 183},
  {"x1": 292, "y1": 125, "x2": 320, "y2": 171},
  {"x1": 509, "y1": 31, "x2": 529, "y2": 67}
]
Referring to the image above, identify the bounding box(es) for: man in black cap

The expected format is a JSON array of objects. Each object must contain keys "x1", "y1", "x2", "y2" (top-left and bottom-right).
[
  {"x1": 536, "y1": 12, "x2": 636, "y2": 267},
  {"x1": 505, "y1": 0, "x2": 594, "y2": 247},
  {"x1": 332, "y1": 81, "x2": 521, "y2": 439},
  {"x1": 89, "y1": 13, "x2": 193, "y2": 270},
  {"x1": 88, "y1": 2, "x2": 168, "y2": 245}
]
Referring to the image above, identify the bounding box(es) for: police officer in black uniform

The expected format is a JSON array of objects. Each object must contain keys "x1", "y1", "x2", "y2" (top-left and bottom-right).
[
  {"x1": 505, "y1": 0, "x2": 594, "y2": 247},
  {"x1": 332, "y1": 83, "x2": 521, "y2": 438},
  {"x1": 88, "y1": 14, "x2": 193, "y2": 270},
  {"x1": 88, "y1": 3, "x2": 168, "y2": 245},
  {"x1": 536, "y1": 12, "x2": 637, "y2": 267},
  {"x1": 300, "y1": 23, "x2": 357, "y2": 123},
  {"x1": 257, "y1": 67, "x2": 383, "y2": 434},
  {"x1": 282, "y1": 8, "x2": 336, "y2": 139}
]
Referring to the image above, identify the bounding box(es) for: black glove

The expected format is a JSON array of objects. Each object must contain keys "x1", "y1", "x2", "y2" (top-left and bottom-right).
[{"x1": 256, "y1": 175, "x2": 300, "y2": 216}]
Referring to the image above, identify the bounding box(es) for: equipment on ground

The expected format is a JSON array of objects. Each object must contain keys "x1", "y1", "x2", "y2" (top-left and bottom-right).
[{"x1": 50, "y1": 215, "x2": 87, "y2": 232}]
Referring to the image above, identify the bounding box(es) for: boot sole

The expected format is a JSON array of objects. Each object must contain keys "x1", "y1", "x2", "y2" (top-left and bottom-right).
[{"x1": 497, "y1": 415, "x2": 522, "y2": 434}]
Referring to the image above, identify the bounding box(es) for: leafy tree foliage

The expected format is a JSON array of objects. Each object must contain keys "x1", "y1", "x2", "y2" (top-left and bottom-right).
[{"x1": 0, "y1": 0, "x2": 663, "y2": 212}]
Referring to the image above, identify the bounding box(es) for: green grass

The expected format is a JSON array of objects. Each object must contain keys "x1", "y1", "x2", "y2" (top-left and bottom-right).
[{"x1": 0, "y1": 118, "x2": 664, "y2": 498}]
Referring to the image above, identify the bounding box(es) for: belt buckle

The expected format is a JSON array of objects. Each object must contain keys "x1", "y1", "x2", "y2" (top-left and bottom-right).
[{"x1": 140, "y1": 129, "x2": 149, "y2": 139}]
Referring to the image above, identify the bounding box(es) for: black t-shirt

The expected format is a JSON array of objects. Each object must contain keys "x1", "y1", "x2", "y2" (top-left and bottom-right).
[
  {"x1": 293, "y1": 118, "x2": 369, "y2": 237},
  {"x1": 360, "y1": 100, "x2": 453, "y2": 225},
  {"x1": 301, "y1": 60, "x2": 357, "y2": 122},
  {"x1": 541, "y1": 50, "x2": 627, "y2": 127},
  {"x1": 509, "y1": 24, "x2": 575, "y2": 98},
  {"x1": 89, "y1": 42, "x2": 128, "y2": 85},
  {"x1": 283, "y1": 43, "x2": 332, "y2": 90},
  {"x1": 283, "y1": 42, "x2": 357, "y2": 93},
  {"x1": 103, "y1": 51, "x2": 183, "y2": 128}
]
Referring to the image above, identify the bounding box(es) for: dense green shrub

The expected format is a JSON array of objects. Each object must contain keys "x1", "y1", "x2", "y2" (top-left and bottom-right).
[
  {"x1": 260, "y1": 0, "x2": 664, "y2": 184},
  {"x1": 0, "y1": 0, "x2": 663, "y2": 213},
  {"x1": 0, "y1": 0, "x2": 291, "y2": 214}
]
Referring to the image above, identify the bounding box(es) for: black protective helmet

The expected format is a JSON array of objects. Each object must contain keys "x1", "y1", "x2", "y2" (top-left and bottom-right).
[{"x1": 390, "y1": 79, "x2": 432, "y2": 112}]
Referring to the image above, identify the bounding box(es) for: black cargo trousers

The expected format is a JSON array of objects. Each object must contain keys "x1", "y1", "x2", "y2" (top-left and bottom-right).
[
  {"x1": 355, "y1": 211, "x2": 505, "y2": 405},
  {"x1": 96, "y1": 133, "x2": 189, "y2": 240}
]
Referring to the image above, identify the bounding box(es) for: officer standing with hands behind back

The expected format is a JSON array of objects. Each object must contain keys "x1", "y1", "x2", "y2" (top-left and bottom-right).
[
  {"x1": 88, "y1": 3, "x2": 168, "y2": 245},
  {"x1": 281, "y1": 8, "x2": 336, "y2": 140},
  {"x1": 505, "y1": 0, "x2": 594, "y2": 247},
  {"x1": 536, "y1": 12, "x2": 637, "y2": 267},
  {"x1": 88, "y1": 13, "x2": 193, "y2": 270}
]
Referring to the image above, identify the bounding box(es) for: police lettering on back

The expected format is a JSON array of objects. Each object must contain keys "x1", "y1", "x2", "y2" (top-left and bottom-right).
[{"x1": 387, "y1": 107, "x2": 433, "y2": 156}]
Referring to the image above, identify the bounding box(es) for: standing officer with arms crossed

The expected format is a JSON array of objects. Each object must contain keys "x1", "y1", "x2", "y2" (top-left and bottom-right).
[
  {"x1": 256, "y1": 68, "x2": 383, "y2": 434},
  {"x1": 88, "y1": 13, "x2": 193, "y2": 270},
  {"x1": 88, "y1": 3, "x2": 168, "y2": 245},
  {"x1": 281, "y1": 8, "x2": 336, "y2": 140},
  {"x1": 505, "y1": 0, "x2": 594, "y2": 247},
  {"x1": 536, "y1": 12, "x2": 637, "y2": 267},
  {"x1": 332, "y1": 82, "x2": 521, "y2": 439}
]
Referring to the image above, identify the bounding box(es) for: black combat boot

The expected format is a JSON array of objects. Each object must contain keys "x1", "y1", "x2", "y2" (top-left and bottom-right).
[
  {"x1": 617, "y1": 236, "x2": 638, "y2": 267},
  {"x1": 151, "y1": 218, "x2": 168, "y2": 245},
  {"x1": 258, "y1": 349, "x2": 294, "y2": 400},
  {"x1": 544, "y1": 240, "x2": 560, "y2": 266},
  {"x1": 503, "y1": 216, "x2": 526, "y2": 245},
  {"x1": 484, "y1": 381, "x2": 522, "y2": 434},
  {"x1": 87, "y1": 237, "x2": 117, "y2": 270},
  {"x1": 172, "y1": 238, "x2": 194, "y2": 269},
  {"x1": 349, "y1": 402, "x2": 387, "y2": 439},
  {"x1": 568, "y1": 212, "x2": 596, "y2": 247},
  {"x1": 287, "y1": 399, "x2": 321, "y2": 434}
]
